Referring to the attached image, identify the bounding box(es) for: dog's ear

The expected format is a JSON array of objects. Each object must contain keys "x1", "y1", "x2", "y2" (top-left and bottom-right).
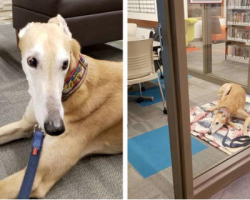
[
  {"x1": 70, "y1": 39, "x2": 81, "y2": 60},
  {"x1": 48, "y1": 14, "x2": 72, "y2": 40},
  {"x1": 18, "y1": 22, "x2": 34, "y2": 38}
]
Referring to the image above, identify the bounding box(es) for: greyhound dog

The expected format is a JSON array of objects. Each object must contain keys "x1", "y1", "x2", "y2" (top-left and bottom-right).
[
  {"x1": 207, "y1": 83, "x2": 250, "y2": 135},
  {"x1": 0, "y1": 15, "x2": 123, "y2": 198}
]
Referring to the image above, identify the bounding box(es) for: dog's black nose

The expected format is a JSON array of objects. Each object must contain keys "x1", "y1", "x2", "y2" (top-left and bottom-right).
[{"x1": 44, "y1": 119, "x2": 65, "y2": 136}]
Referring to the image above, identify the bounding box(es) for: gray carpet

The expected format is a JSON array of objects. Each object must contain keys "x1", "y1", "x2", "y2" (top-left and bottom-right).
[
  {"x1": 0, "y1": 24, "x2": 122, "y2": 199},
  {"x1": 128, "y1": 40, "x2": 250, "y2": 199},
  {"x1": 128, "y1": 77, "x2": 229, "y2": 199},
  {"x1": 211, "y1": 171, "x2": 250, "y2": 199}
]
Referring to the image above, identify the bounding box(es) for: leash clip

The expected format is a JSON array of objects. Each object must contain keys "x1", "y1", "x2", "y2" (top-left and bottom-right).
[
  {"x1": 34, "y1": 124, "x2": 42, "y2": 132},
  {"x1": 34, "y1": 124, "x2": 46, "y2": 135},
  {"x1": 32, "y1": 125, "x2": 45, "y2": 156}
]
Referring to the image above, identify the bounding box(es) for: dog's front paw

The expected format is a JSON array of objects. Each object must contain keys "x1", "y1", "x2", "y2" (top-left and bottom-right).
[
  {"x1": 234, "y1": 125, "x2": 241, "y2": 131},
  {"x1": 243, "y1": 129, "x2": 249, "y2": 136}
]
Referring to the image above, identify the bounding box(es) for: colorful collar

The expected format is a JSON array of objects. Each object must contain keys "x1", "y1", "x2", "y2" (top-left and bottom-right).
[
  {"x1": 62, "y1": 54, "x2": 88, "y2": 102},
  {"x1": 218, "y1": 106, "x2": 230, "y2": 118}
]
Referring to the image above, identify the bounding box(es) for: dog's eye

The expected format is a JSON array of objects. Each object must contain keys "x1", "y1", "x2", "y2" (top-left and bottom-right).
[
  {"x1": 216, "y1": 122, "x2": 219, "y2": 125},
  {"x1": 27, "y1": 57, "x2": 38, "y2": 68},
  {"x1": 62, "y1": 60, "x2": 68, "y2": 70}
]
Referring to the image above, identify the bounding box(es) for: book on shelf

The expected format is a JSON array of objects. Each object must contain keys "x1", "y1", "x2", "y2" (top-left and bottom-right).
[
  {"x1": 227, "y1": 27, "x2": 250, "y2": 40},
  {"x1": 228, "y1": 11, "x2": 250, "y2": 24},
  {"x1": 227, "y1": 44, "x2": 249, "y2": 60},
  {"x1": 227, "y1": 1, "x2": 250, "y2": 63},
  {"x1": 228, "y1": 0, "x2": 250, "y2": 7}
]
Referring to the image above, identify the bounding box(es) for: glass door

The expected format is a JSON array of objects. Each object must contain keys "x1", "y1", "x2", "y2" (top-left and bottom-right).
[
  {"x1": 156, "y1": 0, "x2": 250, "y2": 198},
  {"x1": 156, "y1": 0, "x2": 193, "y2": 198},
  {"x1": 185, "y1": 0, "x2": 250, "y2": 179}
]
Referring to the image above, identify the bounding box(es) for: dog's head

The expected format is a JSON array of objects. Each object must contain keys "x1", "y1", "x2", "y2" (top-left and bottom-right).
[
  {"x1": 19, "y1": 15, "x2": 76, "y2": 136},
  {"x1": 209, "y1": 111, "x2": 227, "y2": 135}
]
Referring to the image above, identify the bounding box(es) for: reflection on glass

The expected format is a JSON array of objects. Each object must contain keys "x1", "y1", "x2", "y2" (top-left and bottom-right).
[
  {"x1": 186, "y1": 2, "x2": 203, "y2": 71},
  {"x1": 186, "y1": 0, "x2": 250, "y2": 178}
]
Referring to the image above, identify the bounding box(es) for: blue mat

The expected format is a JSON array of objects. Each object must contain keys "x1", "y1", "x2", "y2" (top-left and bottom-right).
[
  {"x1": 128, "y1": 125, "x2": 207, "y2": 178},
  {"x1": 128, "y1": 75, "x2": 192, "y2": 107}
]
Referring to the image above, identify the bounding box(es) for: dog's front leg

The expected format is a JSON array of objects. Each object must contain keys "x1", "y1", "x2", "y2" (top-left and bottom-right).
[
  {"x1": 0, "y1": 99, "x2": 37, "y2": 145},
  {"x1": 0, "y1": 169, "x2": 25, "y2": 198},
  {"x1": 227, "y1": 119, "x2": 240, "y2": 130},
  {"x1": 243, "y1": 117, "x2": 250, "y2": 135},
  {"x1": 235, "y1": 109, "x2": 250, "y2": 135},
  {"x1": 0, "y1": 167, "x2": 44, "y2": 199},
  {"x1": 0, "y1": 132, "x2": 87, "y2": 199},
  {"x1": 207, "y1": 106, "x2": 218, "y2": 112}
]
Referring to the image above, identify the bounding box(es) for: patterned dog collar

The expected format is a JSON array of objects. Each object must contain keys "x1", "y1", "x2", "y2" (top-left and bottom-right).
[
  {"x1": 62, "y1": 54, "x2": 88, "y2": 102},
  {"x1": 218, "y1": 106, "x2": 230, "y2": 118}
]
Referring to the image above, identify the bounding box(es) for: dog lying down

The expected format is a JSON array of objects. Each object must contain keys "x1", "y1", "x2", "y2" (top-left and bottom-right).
[
  {"x1": 207, "y1": 83, "x2": 250, "y2": 135},
  {"x1": 0, "y1": 15, "x2": 123, "y2": 198}
]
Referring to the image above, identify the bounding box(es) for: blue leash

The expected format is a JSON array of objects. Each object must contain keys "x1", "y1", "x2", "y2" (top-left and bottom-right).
[
  {"x1": 222, "y1": 124, "x2": 250, "y2": 148},
  {"x1": 18, "y1": 125, "x2": 45, "y2": 199}
]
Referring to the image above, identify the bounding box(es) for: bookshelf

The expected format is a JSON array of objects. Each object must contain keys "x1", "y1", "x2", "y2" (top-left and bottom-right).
[{"x1": 226, "y1": 0, "x2": 250, "y2": 64}]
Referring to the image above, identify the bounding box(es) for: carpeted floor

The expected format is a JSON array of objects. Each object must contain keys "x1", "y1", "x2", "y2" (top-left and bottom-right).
[
  {"x1": 0, "y1": 24, "x2": 122, "y2": 199},
  {"x1": 211, "y1": 171, "x2": 250, "y2": 199},
  {"x1": 128, "y1": 40, "x2": 250, "y2": 199},
  {"x1": 128, "y1": 75, "x2": 250, "y2": 199},
  {"x1": 187, "y1": 40, "x2": 248, "y2": 86},
  {"x1": 128, "y1": 77, "x2": 229, "y2": 199}
]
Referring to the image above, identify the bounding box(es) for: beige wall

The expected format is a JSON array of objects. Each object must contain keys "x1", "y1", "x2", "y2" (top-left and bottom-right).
[{"x1": 0, "y1": 0, "x2": 12, "y2": 25}]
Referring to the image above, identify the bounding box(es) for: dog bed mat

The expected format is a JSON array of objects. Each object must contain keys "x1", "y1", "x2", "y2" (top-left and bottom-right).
[{"x1": 190, "y1": 96, "x2": 250, "y2": 155}]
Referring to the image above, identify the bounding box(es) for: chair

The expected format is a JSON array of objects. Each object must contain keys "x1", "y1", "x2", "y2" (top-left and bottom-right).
[
  {"x1": 149, "y1": 26, "x2": 164, "y2": 79},
  {"x1": 211, "y1": 25, "x2": 226, "y2": 43},
  {"x1": 185, "y1": 18, "x2": 198, "y2": 46},
  {"x1": 128, "y1": 23, "x2": 137, "y2": 37},
  {"x1": 201, "y1": 25, "x2": 226, "y2": 43},
  {"x1": 128, "y1": 38, "x2": 167, "y2": 114}
]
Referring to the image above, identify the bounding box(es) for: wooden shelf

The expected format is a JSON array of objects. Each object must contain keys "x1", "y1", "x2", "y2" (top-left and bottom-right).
[
  {"x1": 226, "y1": 55, "x2": 249, "y2": 64},
  {"x1": 228, "y1": 22, "x2": 250, "y2": 26},
  {"x1": 227, "y1": 38, "x2": 250, "y2": 45},
  {"x1": 228, "y1": 6, "x2": 250, "y2": 10}
]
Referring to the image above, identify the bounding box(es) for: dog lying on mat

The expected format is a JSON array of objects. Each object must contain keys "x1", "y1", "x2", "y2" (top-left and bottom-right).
[
  {"x1": 207, "y1": 83, "x2": 250, "y2": 135},
  {"x1": 0, "y1": 15, "x2": 123, "y2": 198}
]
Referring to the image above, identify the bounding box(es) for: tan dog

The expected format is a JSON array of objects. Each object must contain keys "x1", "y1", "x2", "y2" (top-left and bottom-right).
[
  {"x1": 208, "y1": 83, "x2": 250, "y2": 135},
  {"x1": 0, "y1": 15, "x2": 123, "y2": 198}
]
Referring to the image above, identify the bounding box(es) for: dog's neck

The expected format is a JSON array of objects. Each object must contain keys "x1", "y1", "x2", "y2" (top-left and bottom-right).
[
  {"x1": 218, "y1": 106, "x2": 231, "y2": 118},
  {"x1": 62, "y1": 54, "x2": 88, "y2": 102}
]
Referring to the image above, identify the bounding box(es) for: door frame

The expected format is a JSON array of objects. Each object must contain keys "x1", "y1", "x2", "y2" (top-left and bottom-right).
[
  {"x1": 156, "y1": 0, "x2": 193, "y2": 198},
  {"x1": 157, "y1": 0, "x2": 250, "y2": 198}
]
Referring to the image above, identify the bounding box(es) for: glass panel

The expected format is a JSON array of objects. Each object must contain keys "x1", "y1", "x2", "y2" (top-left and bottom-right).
[
  {"x1": 127, "y1": 1, "x2": 174, "y2": 198},
  {"x1": 186, "y1": 2, "x2": 204, "y2": 71},
  {"x1": 185, "y1": 0, "x2": 250, "y2": 178},
  {"x1": 211, "y1": 1, "x2": 249, "y2": 85}
]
